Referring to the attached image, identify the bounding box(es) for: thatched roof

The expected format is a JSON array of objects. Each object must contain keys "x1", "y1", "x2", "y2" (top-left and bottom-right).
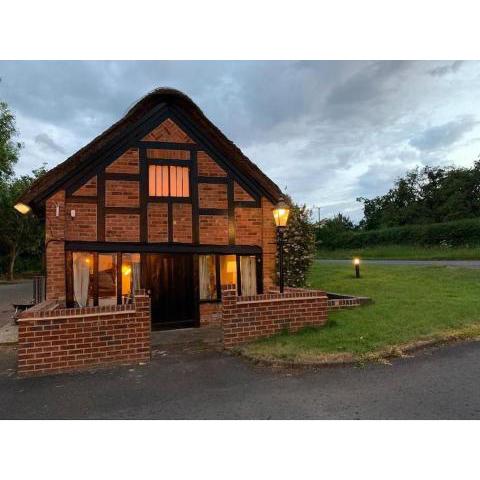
[{"x1": 19, "y1": 87, "x2": 282, "y2": 211}]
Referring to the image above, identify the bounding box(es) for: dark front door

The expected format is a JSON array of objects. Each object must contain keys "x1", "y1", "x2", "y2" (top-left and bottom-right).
[{"x1": 145, "y1": 253, "x2": 197, "y2": 330}]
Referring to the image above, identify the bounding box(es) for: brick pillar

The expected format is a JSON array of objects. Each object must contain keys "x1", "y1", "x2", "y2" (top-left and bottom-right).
[
  {"x1": 221, "y1": 285, "x2": 238, "y2": 348},
  {"x1": 45, "y1": 191, "x2": 66, "y2": 301},
  {"x1": 262, "y1": 198, "x2": 277, "y2": 290}
]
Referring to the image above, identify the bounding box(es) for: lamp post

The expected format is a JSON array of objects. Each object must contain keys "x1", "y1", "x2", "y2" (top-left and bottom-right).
[
  {"x1": 354, "y1": 257, "x2": 360, "y2": 278},
  {"x1": 273, "y1": 198, "x2": 290, "y2": 293}
]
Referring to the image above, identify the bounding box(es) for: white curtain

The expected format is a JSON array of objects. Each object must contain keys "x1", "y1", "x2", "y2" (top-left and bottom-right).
[
  {"x1": 73, "y1": 253, "x2": 90, "y2": 307},
  {"x1": 199, "y1": 255, "x2": 216, "y2": 300},
  {"x1": 240, "y1": 256, "x2": 257, "y2": 296},
  {"x1": 132, "y1": 261, "x2": 141, "y2": 294}
]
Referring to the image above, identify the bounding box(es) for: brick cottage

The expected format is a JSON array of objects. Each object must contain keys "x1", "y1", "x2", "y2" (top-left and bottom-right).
[{"x1": 16, "y1": 88, "x2": 328, "y2": 375}]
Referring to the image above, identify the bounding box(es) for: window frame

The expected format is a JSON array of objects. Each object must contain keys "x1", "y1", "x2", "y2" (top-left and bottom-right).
[
  {"x1": 198, "y1": 253, "x2": 262, "y2": 303},
  {"x1": 148, "y1": 164, "x2": 191, "y2": 199},
  {"x1": 66, "y1": 251, "x2": 142, "y2": 308}
]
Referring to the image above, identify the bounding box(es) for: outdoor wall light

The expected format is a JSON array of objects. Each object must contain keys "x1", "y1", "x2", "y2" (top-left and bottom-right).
[
  {"x1": 353, "y1": 257, "x2": 360, "y2": 278},
  {"x1": 273, "y1": 198, "x2": 291, "y2": 293},
  {"x1": 13, "y1": 203, "x2": 31, "y2": 215}
]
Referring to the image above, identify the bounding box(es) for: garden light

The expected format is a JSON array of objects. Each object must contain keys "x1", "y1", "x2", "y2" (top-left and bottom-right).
[{"x1": 354, "y1": 257, "x2": 360, "y2": 278}]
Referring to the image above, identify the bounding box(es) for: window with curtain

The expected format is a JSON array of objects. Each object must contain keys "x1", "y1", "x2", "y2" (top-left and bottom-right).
[
  {"x1": 98, "y1": 254, "x2": 117, "y2": 306},
  {"x1": 72, "y1": 252, "x2": 94, "y2": 307},
  {"x1": 148, "y1": 165, "x2": 189, "y2": 197},
  {"x1": 240, "y1": 256, "x2": 257, "y2": 296},
  {"x1": 121, "y1": 253, "x2": 141, "y2": 301},
  {"x1": 199, "y1": 255, "x2": 217, "y2": 300},
  {"x1": 220, "y1": 255, "x2": 237, "y2": 287}
]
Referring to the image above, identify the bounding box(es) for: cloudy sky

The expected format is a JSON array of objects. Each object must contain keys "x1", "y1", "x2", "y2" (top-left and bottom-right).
[{"x1": 1, "y1": 60, "x2": 480, "y2": 221}]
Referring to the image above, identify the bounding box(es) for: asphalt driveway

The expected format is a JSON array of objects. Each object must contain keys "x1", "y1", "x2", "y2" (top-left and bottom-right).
[{"x1": 2, "y1": 340, "x2": 480, "y2": 419}]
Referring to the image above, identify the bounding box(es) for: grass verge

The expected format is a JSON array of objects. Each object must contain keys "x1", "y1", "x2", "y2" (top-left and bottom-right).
[
  {"x1": 241, "y1": 262, "x2": 480, "y2": 364},
  {"x1": 316, "y1": 244, "x2": 480, "y2": 260}
]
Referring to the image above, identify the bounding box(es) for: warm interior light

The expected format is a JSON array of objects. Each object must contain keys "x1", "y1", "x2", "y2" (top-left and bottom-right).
[
  {"x1": 226, "y1": 260, "x2": 236, "y2": 274},
  {"x1": 85, "y1": 257, "x2": 91, "y2": 265},
  {"x1": 14, "y1": 203, "x2": 31, "y2": 215},
  {"x1": 273, "y1": 199, "x2": 290, "y2": 228},
  {"x1": 353, "y1": 258, "x2": 360, "y2": 265},
  {"x1": 122, "y1": 265, "x2": 131, "y2": 276}
]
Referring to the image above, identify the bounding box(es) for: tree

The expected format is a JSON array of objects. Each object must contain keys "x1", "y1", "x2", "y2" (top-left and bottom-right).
[
  {"x1": 0, "y1": 98, "x2": 21, "y2": 180},
  {"x1": 0, "y1": 167, "x2": 45, "y2": 280},
  {"x1": 281, "y1": 199, "x2": 316, "y2": 288}
]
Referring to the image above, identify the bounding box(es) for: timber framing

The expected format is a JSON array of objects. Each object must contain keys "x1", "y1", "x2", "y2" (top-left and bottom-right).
[{"x1": 20, "y1": 88, "x2": 282, "y2": 213}]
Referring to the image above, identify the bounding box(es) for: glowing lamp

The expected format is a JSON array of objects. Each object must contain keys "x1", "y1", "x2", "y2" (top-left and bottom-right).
[
  {"x1": 14, "y1": 203, "x2": 31, "y2": 215},
  {"x1": 353, "y1": 258, "x2": 360, "y2": 278},
  {"x1": 272, "y1": 199, "x2": 290, "y2": 228},
  {"x1": 122, "y1": 265, "x2": 132, "y2": 276}
]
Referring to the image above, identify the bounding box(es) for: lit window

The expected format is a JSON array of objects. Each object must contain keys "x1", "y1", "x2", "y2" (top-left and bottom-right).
[
  {"x1": 220, "y1": 255, "x2": 237, "y2": 287},
  {"x1": 240, "y1": 256, "x2": 257, "y2": 296},
  {"x1": 98, "y1": 254, "x2": 117, "y2": 306},
  {"x1": 121, "y1": 253, "x2": 141, "y2": 299},
  {"x1": 149, "y1": 165, "x2": 189, "y2": 197},
  {"x1": 72, "y1": 252, "x2": 94, "y2": 307},
  {"x1": 199, "y1": 255, "x2": 217, "y2": 300}
]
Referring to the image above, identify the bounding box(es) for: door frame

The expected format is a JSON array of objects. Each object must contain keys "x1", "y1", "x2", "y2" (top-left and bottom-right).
[{"x1": 143, "y1": 252, "x2": 199, "y2": 330}]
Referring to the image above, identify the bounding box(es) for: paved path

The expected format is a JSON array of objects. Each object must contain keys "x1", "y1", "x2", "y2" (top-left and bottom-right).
[
  {"x1": 0, "y1": 280, "x2": 32, "y2": 330},
  {"x1": 318, "y1": 259, "x2": 480, "y2": 268},
  {"x1": 2, "y1": 340, "x2": 480, "y2": 419}
]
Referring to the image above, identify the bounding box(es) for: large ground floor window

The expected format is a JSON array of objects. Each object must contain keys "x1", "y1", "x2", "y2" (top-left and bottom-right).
[
  {"x1": 67, "y1": 251, "x2": 261, "y2": 308},
  {"x1": 199, "y1": 253, "x2": 261, "y2": 301},
  {"x1": 67, "y1": 252, "x2": 141, "y2": 307}
]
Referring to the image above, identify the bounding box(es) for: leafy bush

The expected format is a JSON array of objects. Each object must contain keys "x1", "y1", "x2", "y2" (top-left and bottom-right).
[
  {"x1": 316, "y1": 218, "x2": 480, "y2": 250},
  {"x1": 281, "y1": 202, "x2": 316, "y2": 287}
]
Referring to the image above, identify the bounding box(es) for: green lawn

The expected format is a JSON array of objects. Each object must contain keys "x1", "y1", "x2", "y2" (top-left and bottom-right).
[
  {"x1": 316, "y1": 245, "x2": 480, "y2": 260},
  {"x1": 242, "y1": 262, "x2": 480, "y2": 362}
]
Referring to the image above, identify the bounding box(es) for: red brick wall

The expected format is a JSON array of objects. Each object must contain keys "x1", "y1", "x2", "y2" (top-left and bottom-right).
[
  {"x1": 261, "y1": 198, "x2": 277, "y2": 290},
  {"x1": 234, "y1": 207, "x2": 262, "y2": 245},
  {"x1": 221, "y1": 286, "x2": 328, "y2": 348},
  {"x1": 105, "y1": 148, "x2": 139, "y2": 174},
  {"x1": 234, "y1": 182, "x2": 254, "y2": 201},
  {"x1": 142, "y1": 118, "x2": 194, "y2": 143},
  {"x1": 197, "y1": 151, "x2": 226, "y2": 177},
  {"x1": 71, "y1": 176, "x2": 97, "y2": 196},
  {"x1": 148, "y1": 203, "x2": 168, "y2": 242},
  {"x1": 65, "y1": 202, "x2": 97, "y2": 241},
  {"x1": 106, "y1": 180, "x2": 139, "y2": 207},
  {"x1": 199, "y1": 302, "x2": 222, "y2": 327},
  {"x1": 17, "y1": 293, "x2": 151, "y2": 376},
  {"x1": 46, "y1": 191, "x2": 66, "y2": 301},
  {"x1": 105, "y1": 214, "x2": 140, "y2": 242},
  {"x1": 173, "y1": 203, "x2": 192, "y2": 242},
  {"x1": 199, "y1": 183, "x2": 228, "y2": 209},
  {"x1": 199, "y1": 214, "x2": 229, "y2": 244},
  {"x1": 147, "y1": 149, "x2": 190, "y2": 160}
]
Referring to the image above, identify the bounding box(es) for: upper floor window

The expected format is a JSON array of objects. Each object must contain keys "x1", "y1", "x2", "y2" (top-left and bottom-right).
[{"x1": 148, "y1": 165, "x2": 190, "y2": 197}]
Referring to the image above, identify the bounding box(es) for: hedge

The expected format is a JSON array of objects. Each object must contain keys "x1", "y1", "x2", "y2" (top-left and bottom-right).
[{"x1": 316, "y1": 218, "x2": 480, "y2": 250}]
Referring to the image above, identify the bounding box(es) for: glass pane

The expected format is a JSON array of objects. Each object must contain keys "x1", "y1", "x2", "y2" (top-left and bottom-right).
[
  {"x1": 240, "y1": 256, "x2": 257, "y2": 296},
  {"x1": 176, "y1": 167, "x2": 183, "y2": 196},
  {"x1": 98, "y1": 254, "x2": 117, "y2": 306},
  {"x1": 121, "y1": 253, "x2": 141, "y2": 300},
  {"x1": 199, "y1": 255, "x2": 217, "y2": 300},
  {"x1": 182, "y1": 167, "x2": 189, "y2": 197},
  {"x1": 220, "y1": 255, "x2": 237, "y2": 287},
  {"x1": 72, "y1": 252, "x2": 94, "y2": 307},
  {"x1": 170, "y1": 166, "x2": 177, "y2": 196},
  {"x1": 155, "y1": 166, "x2": 163, "y2": 196},
  {"x1": 148, "y1": 165, "x2": 156, "y2": 196},
  {"x1": 162, "y1": 166, "x2": 169, "y2": 196}
]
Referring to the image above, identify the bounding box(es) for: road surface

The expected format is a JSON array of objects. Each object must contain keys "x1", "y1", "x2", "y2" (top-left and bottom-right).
[{"x1": 1, "y1": 340, "x2": 480, "y2": 419}]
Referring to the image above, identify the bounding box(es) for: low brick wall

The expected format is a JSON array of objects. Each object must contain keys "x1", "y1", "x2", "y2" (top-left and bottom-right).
[
  {"x1": 17, "y1": 292, "x2": 151, "y2": 377},
  {"x1": 221, "y1": 286, "x2": 328, "y2": 348},
  {"x1": 327, "y1": 297, "x2": 361, "y2": 310}
]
